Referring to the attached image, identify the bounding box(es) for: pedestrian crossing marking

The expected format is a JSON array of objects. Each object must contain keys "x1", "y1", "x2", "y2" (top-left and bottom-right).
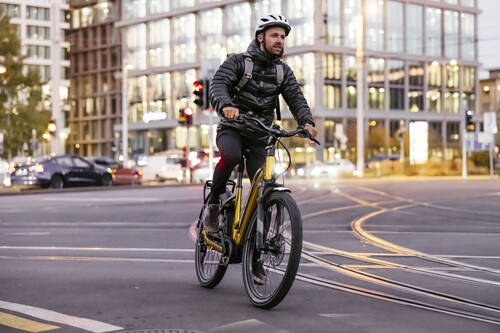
[{"x1": 0, "y1": 311, "x2": 59, "y2": 332}]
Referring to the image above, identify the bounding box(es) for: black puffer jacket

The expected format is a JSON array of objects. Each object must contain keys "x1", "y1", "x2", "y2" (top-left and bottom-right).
[{"x1": 209, "y1": 40, "x2": 315, "y2": 128}]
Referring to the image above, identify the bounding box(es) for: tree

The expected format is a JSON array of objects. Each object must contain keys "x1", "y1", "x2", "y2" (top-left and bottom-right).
[{"x1": 0, "y1": 10, "x2": 50, "y2": 160}]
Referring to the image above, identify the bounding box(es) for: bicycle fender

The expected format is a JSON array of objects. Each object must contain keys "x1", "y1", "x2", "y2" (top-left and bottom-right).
[{"x1": 262, "y1": 184, "x2": 291, "y2": 202}]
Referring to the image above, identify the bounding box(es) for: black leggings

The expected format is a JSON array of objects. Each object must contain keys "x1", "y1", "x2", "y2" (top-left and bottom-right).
[{"x1": 208, "y1": 127, "x2": 266, "y2": 204}]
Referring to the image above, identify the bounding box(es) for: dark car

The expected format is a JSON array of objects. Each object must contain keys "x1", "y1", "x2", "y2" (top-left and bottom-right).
[
  {"x1": 10, "y1": 154, "x2": 113, "y2": 189},
  {"x1": 86, "y1": 156, "x2": 143, "y2": 185}
]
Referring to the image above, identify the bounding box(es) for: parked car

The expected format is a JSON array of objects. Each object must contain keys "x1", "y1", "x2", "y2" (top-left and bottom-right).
[
  {"x1": 9, "y1": 154, "x2": 113, "y2": 189},
  {"x1": 86, "y1": 156, "x2": 143, "y2": 185},
  {"x1": 296, "y1": 159, "x2": 356, "y2": 178},
  {"x1": 141, "y1": 150, "x2": 184, "y2": 182},
  {"x1": 192, "y1": 155, "x2": 225, "y2": 183}
]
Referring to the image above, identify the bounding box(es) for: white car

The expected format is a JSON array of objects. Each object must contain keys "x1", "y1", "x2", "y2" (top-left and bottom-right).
[
  {"x1": 297, "y1": 160, "x2": 356, "y2": 178},
  {"x1": 141, "y1": 152, "x2": 184, "y2": 182}
]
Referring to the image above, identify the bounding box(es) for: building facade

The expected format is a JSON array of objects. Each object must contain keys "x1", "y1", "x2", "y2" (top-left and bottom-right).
[
  {"x1": 69, "y1": 0, "x2": 480, "y2": 165},
  {"x1": 67, "y1": 0, "x2": 121, "y2": 157},
  {"x1": 1, "y1": 0, "x2": 71, "y2": 155}
]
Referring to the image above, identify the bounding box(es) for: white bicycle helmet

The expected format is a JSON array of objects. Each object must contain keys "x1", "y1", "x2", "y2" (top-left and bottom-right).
[{"x1": 254, "y1": 14, "x2": 291, "y2": 39}]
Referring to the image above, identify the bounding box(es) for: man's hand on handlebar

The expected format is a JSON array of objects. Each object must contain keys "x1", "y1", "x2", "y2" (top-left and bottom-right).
[
  {"x1": 304, "y1": 124, "x2": 318, "y2": 140},
  {"x1": 222, "y1": 106, "x2": 239, "y2": 119}
]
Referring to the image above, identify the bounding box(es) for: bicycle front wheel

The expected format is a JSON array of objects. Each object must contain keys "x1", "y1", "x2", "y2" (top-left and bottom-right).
[{"x1": 242, "y1": 191, "x2": 303, "y2": 309}]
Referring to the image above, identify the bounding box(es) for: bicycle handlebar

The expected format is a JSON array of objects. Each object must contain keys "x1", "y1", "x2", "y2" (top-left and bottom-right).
[{"x1": 223, "y1": 112, "x2": 321, "y2": 145}]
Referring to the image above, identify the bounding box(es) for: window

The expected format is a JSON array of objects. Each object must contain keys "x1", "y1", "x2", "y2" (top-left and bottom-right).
[
  {"x1": 426, "y1": 8, "x2": 442, "y2": 57},
  {"x1": 408, "y1": 62, "x2": 424, "y2": 112},
  {"x1": 199, "y1": 9, "x2": 223, "y2": 60},
  {"x1": 427, "y1": 62, "x2": 442, "y2": 113},
  {"x1": 286, "y1": 53, "x2": 315, "y2": 108},
  {"x1": 127, "y1": 24, "x2": 147, "y2": 70},
  {"x1": 387, "y1": 1, "x2": 403, "y2": 53},
  {"x1": 345, "y1": 56, "x2": 357, "y2": 108},
  {"x1": 254, "y1": 0, "x2": 281, "y2": 17},
  {"x1": 444, "y1": 10, "x2": 459, "y2": 59},
  {"x1": 27, "y1": 26, "x2": 50, "y2": 40},
  {"x1": 406, "y1": 4, "x2": 423, "y2": 55},
  {"x1": 225, "y1": 4, "x2": 251, "y2": 54},
  {"x1": 27, "y1": 6, "x2": 50, "y2": 21},
  {"x1": 388, "y1": 60, "x2": 405, "y2": 110},
  {"x1": 365, "y1": 0, "x2": 384, "y2": 51},
  {"x1": 323, "y1": 54, "x2": 342, "y2": 109},
  {"x1": 284, "y1": 0, "x2": 315, "y2": 47},
  {"x1": 367, "y1": 58, "x2": 385, "y2": 110},
  {"x1": 323, "y1": 0, "x2": 341, "y2": 46},
  {"x1": 148, "y1": 19, "x2": 170, "y2": 67},
  {"x1": 171, "y1": 14, "x2": 196, "y2": 64},
  {"x1": 26, "y1": 45, "x2": 50, "y2": 59},
  {"x1": 461, "y1": 13, "x2": 476, "y2": 61},
  {"x1": 344, "y1": 0, "x2": 362, "y2": 48}
]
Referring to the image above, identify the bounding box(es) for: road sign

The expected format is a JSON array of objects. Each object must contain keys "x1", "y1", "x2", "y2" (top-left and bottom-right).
[
  {"x1": 483, "y1": 112, "x2": 497, "y2": 134},
  {"x1": 465, "y1": 132, "x2": 494, "y2": 152}
]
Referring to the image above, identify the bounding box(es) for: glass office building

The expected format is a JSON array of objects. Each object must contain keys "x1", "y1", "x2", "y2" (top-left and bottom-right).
[{"x1": 70, "y1": 0, "x2": 480, "y2": 164}]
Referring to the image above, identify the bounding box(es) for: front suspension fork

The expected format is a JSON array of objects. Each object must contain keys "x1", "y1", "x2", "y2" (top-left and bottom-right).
[{"x1": 256, "y1": 182, "x2": 265, "y2": 251}]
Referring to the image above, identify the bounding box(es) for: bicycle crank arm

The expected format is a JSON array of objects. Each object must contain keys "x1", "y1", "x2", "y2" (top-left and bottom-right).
[{"x1": 202, "y1": 229, "x2": 223, "y2": 253}]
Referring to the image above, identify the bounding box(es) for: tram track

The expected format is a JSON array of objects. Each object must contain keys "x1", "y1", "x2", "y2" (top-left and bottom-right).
[{"x1": 297, "y1": 183, "x2": 500, "y2": 325}]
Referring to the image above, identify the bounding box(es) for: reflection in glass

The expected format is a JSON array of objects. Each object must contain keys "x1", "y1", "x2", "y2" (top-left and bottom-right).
[
  {"x1": 324, "y1": 0, "x2": 341, "y2": 46},
  {"x1": 323, "y1": 54, "x2": 342, "y2": 109},
  {"x1": 365, "y1": 0, "x2": 384, "y2": 51},
  {"x1": 444, "y1": 10, "x2": 459, "y2": 59},
  {"x1": 387, "y1": 1, "x2": 403, "y2": 53},
  {"x1": 461, "y1": 13, "x2": 475, "y2": 61},
  {"x1": 426, "y1": 7, "x2": 442, "y2": 57},
  {"x1": 388, "y1": 60, "x2": 405, "y2": 110}
]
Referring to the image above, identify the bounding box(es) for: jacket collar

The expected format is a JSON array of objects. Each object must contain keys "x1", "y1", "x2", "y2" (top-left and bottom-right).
[{"x1": 246, "y1": 40, "x2": 281, "y2": 65}]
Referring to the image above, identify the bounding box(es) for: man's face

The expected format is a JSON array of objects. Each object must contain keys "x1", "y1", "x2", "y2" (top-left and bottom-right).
[{"x1": 258, "y1": 26, "x2": 286, "y2": 56}]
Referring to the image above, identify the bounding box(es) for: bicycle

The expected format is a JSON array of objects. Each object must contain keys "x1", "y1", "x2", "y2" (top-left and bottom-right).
[{"x1": 194, "y1": 113, "x2": 320, "y2": 309}]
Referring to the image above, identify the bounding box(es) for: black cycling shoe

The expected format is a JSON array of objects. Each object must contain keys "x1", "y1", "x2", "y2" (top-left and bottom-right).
[{"x1": 202, "y1": 204, "x2": 219, "y2": 233}]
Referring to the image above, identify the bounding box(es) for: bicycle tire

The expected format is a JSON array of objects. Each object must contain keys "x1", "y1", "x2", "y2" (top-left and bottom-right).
[
  {"x1": 194, "y1": 203, "x2": 228, "y2": 288},
  {"x1": 241, "y1": 191, "x2": 303, "y2": 309}
]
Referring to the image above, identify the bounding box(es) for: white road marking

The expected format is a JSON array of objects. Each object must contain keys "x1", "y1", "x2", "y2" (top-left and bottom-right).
[
  {"x1": 0, "y1": 246, "x2": 193, "y2": 252},
  {"x1": 41, "y1": 197, "x2": 162, "y2": 202},
  {"x1": 0, "y1": 300, "x2": 123, "y2": 333}
]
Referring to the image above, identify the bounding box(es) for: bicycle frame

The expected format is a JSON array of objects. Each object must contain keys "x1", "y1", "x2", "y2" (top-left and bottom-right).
[{"x1": 202, "y1": 131, "x2": 289, "y2": 251}]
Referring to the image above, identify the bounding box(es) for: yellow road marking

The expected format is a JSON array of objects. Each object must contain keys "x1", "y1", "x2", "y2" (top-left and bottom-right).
[{"x1": 0, "y1": 311, "x2": 59, "y2": 332}]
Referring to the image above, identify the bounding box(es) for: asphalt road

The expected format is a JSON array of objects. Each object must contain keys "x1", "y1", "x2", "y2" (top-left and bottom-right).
[{"x1": 1, "y1": 177, "x2": 500, "y2": 333}]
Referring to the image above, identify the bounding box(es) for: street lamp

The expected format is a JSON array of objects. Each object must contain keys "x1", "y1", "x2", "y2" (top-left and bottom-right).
[
  {"x1": 355, "y1": 14, "x2": 365, "y2": 177},
  {"x1": 121, "y1": 60, "x2": 133, "y2": 167}
]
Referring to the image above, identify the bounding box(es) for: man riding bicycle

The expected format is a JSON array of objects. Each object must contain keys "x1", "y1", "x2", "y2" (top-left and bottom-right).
[{"x1": 204, "y1": 14, "x2": 318, "y2": 282}]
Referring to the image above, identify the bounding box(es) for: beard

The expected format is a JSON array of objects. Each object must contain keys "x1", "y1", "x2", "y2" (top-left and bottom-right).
[{"x1": 262, "y1": 39, "x2": 284, "y2": 57}]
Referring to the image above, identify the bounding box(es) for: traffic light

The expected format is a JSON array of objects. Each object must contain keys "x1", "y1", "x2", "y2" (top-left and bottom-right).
[
  {"x1": 178, "y1": 108, "x2": 193, "y2": 126},
  {"x1": 47, "y1": 119, "x2": 56, "y2": 136},
  {"x1": 193, "y1": 79, "x2": 210, "y2": 109},
  {"x1": 178, "y1": 108, "x2": 186, "y2": 125},
  {"x1": 465, "y1": 110, "x2": 475, "y2": 132},
  {"x1": 184, "y1": 107, "x2": 193, "y2": 126}
]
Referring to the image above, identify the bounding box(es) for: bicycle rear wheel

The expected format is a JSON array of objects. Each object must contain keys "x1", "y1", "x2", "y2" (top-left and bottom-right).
[
  {"x1": 242, "y1": 191, "x2": 303, "y2": 309},
  {"x1": 194, "y1": 204, "x2": 227, "y2": 288}
]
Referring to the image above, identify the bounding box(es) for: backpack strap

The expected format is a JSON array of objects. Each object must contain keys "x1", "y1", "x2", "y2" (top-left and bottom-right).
[
  {"x1": 275, "y1": 63, "x2": 284, "y2": 120},
  {"x1": 234, "y1": 52, "x2": 253, "y2": 92},
  {"x1": 276, "y1": 62, "x2": 284, "y2": 86}
]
